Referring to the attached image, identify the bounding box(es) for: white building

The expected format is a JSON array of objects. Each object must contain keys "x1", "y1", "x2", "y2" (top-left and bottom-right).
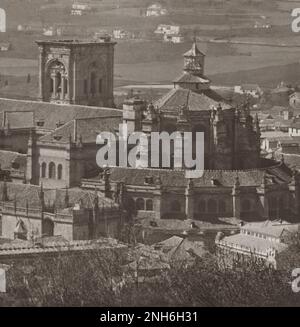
[
  {"x1": 216, "y1": 220, "x2": 300, "y2": 270},
  {"x1": 113, "y1": 29, "x2": 130, "y2": 40},
  {"x1": 146, "y1": 3, "x2": 168, "y2": 17},
  {"x1": 163, "y1": 34, "x2": 184, "y2": 44},
  {"x1": 43, "y1": 27, "x2": 56, "y2": 37},
  {"x1": 71, "y1": 3, "x2": 92, "y2": 16},
  {"x1": 289, "y1": 122, "x2": 300, "y2": 137},
  {"x1": 155, "y1": 24, "x2": 180, "y2": 35},
  {"x1": 0, "y1": 42, "x2": 10, "y2": 52},
  {"x1": 234, "y1": 84, "x2": 263, "y2": 98}
]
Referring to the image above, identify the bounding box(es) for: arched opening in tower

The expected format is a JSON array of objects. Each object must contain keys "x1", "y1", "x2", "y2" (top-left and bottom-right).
[{"x1": 46, "y1": 60, "x2": 68, "y2": 102}]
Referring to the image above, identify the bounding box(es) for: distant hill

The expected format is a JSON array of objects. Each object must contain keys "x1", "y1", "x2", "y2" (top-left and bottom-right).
[{"x1": 210, "y1": 62, "x2": 300, "y2": 88}]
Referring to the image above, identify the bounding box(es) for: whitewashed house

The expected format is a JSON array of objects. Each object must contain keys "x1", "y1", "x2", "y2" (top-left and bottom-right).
[
  {"x1": 146, "y1": 3, "x2": 168, "y2": 17},
  {"x1": 155, "y1": 24, "x2": 180, "y2": 35},
  {"x1": 71, "y1": 3, "x2": 92, "y2": 16}
]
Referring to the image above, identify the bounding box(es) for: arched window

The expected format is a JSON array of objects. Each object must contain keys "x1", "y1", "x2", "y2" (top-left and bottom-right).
[
  {"x1": 171, "y1": 200, "x2": 181, "y2": 212},
  {"x1": 57, "y1": 164, "x2": 63, "y2": 180},
  {"x1": 47, "y1": 60, "x2": 66, "y2": 99},
  {"x1": 219, "y1": 200, "x2": 226, "y2": 213},
  {"x1": 242, "y1": 199, "x2": 251, "y2": 212},
  {"x1": 42, "y1": 218, "x2": 54, "y2": 237},
  {"x1": 136, "y1": 198, "x2": 145, "y2": 211},
  {"x1": 49, "y1": 162, "x2": 56, "y2": 179},
  {"x1": 41, "y1": 162, "x2": 47, "y2": 178},
  {"x1": 207, "y1": 199, "x2": 217, "y2": 213},
  {"x1": 146, "y1": 199, "x2": 153, "y2": 211},
  {"x1": 198, "y1": 200, "x2": 206, "y2": 213}
]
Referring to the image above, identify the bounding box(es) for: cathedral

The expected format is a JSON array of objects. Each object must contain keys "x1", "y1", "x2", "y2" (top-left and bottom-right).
[
  {"x1": 0, "y1": 38, "x2": 299, "y2": 244},
  {"x1": 84, "y1": 42, "x2": 300, "y2": 223},
  {"x1": 123, "y1": 41, "x2": 261, "y2": 170}
]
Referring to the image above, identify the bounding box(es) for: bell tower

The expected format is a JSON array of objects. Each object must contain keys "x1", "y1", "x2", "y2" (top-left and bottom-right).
[
  {"x1": 36, "y1": 37, "x2": 116, "y2": 107},
  {"x1": 183, "y1": 42, "x2": 205, "y2": 76},
  {"x1": 174, "y1": 41, "x2": 211, "y2": 91}
]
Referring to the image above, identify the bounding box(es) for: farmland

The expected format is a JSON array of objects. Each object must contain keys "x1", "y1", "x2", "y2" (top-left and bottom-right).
[{"x1": 0, "y1": 0, "x2": 299, "y2": 99}]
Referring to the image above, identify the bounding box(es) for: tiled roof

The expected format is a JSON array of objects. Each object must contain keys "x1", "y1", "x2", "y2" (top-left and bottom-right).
[
  {"x1": 173, "y1": 72, "x2": 211, "y2": 84},
  {"x1": 220, "y1": 233, "x2": 288, "y2": 254},
  {"x1": 242, "y1": 220, "x2": 299, "y2": 239},
  {"x1": 0, "y1": 238, "x2": 126, "y2": 257},
  {"x1": 103, "y1": 163, "x2": 292, "y2": 188},
  {"x1": 1, "y1": 111, "x2": 34, "y2": 129},
  {"x1": 39, "y1": 116, "x2": 122, "y2": 144},
  {"x1": 269, "y1": 106, "x2": 289, "y2": 113},
  {"x1": 154, "y1": 87, "x2": 230, "y2": 113},
  {"x1": 290, "y1": 92, "x2": 300, "y2": 98},
  {"x1": 0, "y1": 98, "x2": 122, "y2": 132},
  {"x1": 260, "y1": 131, "x2": 292, "y2": 142},
  {"x1": 259, "y1": 114, "x2": 294, "y2": 128},
  {"x1": 0, "y1": 150, "x2": 27, "y2": 172},
  {"x1": 183, "y1": 42, "x2": 205, "y2": 57},
  {"x1": 291, "y1": 121, "x2": 300, "y2": 129},
  {"x1": 276, "y1": 153, "x2": 300, "y2": 170},
  {"x1": 0, "y1": 182, "x2": 118, "y2": 210}
]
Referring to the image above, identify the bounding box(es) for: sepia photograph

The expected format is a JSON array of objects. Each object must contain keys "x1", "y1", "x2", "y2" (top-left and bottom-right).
[{"x1": 0, "y1": 0, "x2": 300, "y2": 315}]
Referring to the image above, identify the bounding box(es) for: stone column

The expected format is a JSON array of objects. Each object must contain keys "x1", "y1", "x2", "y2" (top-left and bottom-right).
[
  {"x1": 65, "y1": 77, "x2": 69, "y2": 100},
  {"x1": 154, "y1": 177, "x2": 162, "y2": 219},
  {"x1": 51, "y1": 72, "x2": 57, "y2": 99},
  {"x1": 185, "y1": 179, "x2": 194, "y2": 220},
  {"x1": 61, "y1": 75, "x2": 65, "y2": 100},
  {"x1": 38, "y1": 46, "x2": 45, "y2": 101},
  {"x1": 259, "y1": 174, "x2": 269, "y2": 219},
  {"x1": 232, "y1": 177, "x2": 241, "y2": 219}
]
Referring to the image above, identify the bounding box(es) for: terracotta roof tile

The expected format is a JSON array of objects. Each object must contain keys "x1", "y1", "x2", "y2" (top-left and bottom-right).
[
  {"x1": 183, "y1": 43, "x2": 205, "y2": 57},
  {"x1": 0, "y1": 182, "x2": 118, "y2": 210},
  {"x1": 0, "y1": 98, "x2": 122, "y2": 132},
  {"x1": 105, "y1": 163, "x2": 292, "y2": 188},
  {"x1": 39, "y1": 116, "x2": 122, "y2": 144},
  {"x1": 174, "y1": 73, "x2": 210, "y2": 84},
  {"x1": 1, "y1": 111, "x2": 34, "y2": 129},
  {"x1": 155, "y1": 87, "x2": 230, "y2": 113},
  {"x1": 0, "y1": 150, "x2": 27, "y2": 172}
]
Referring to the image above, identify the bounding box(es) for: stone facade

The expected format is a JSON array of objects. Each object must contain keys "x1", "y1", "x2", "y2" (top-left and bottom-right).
[
  {"x1": 82, "y1": 163, "x2": 300, "y2": 223},
  {"x1": 36, "y1": 38, "x2": 115, "y2": 107},
  {"x1": 0, "y1": 182, "x2": 122, "y2": 241},
  {"x1": 122, "y1": 43, "x2": 261, "y2": 171}
]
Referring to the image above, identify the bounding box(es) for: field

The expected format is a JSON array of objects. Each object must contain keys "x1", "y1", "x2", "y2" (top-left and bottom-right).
[{"x1": 0, "y1": 0, "x2": 299, "y2": 98}]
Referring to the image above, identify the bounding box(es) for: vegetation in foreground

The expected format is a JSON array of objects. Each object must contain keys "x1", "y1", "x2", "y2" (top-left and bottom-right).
[{"x1": 2, "y1": 245, "x2": 300, "y2": 307}]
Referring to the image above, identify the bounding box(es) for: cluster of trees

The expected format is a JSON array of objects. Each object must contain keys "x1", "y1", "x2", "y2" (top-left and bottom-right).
[{"x1": 3, "y1": 247, "x2": 300, "y2": 307}]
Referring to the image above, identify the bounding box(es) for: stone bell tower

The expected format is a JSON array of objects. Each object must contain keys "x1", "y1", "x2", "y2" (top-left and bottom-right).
[
  {"x1": 173, "y1": 41, "x2": 211, "y2": 92},
  {"x1": 36, "y1": 37, "x2": 116, "y2": 107}
]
